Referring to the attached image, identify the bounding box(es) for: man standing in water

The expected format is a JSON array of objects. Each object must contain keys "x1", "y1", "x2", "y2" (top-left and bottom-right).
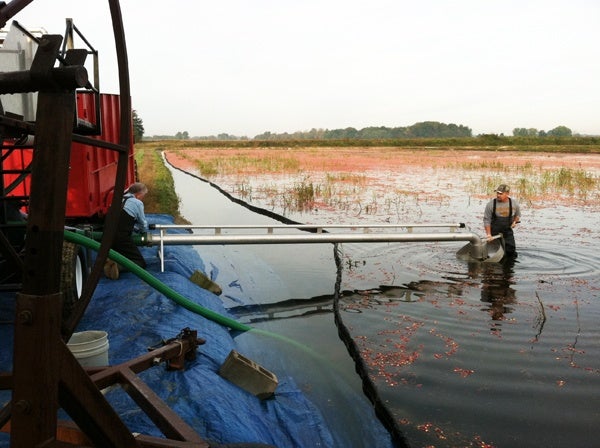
[{"x1": 483, "y1": 184, "x2": 521, "y2": 258}]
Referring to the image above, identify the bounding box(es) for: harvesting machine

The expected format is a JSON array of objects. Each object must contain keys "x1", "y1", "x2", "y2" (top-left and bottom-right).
[
  {"x1": 0, "y1": 2, "x2": 220, "y2": 447},
  {"x1": 0, "y1": 16, "x2": 135, "y2": 325}
]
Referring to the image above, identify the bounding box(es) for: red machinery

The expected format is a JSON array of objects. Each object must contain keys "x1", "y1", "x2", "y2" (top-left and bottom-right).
[
  {"x1": 2, "y1": 92, "x2": 135, "y2": 221},
  {"x1": 0, "y1": 21, "x2": 136, "y2": 316},
  {"x1": 71, "y1": 92, "x2": 136, "y2": 219},
  {"x1": 0, "y1": 3, "x2": 228, "y2": 446}
]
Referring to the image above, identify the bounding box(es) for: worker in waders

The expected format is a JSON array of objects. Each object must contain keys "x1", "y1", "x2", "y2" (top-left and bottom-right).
[
  {"x1": 104, "y1": 182, "x2": 149, "y2": 279},
  {"x1": 483, "y1": 184, "x2": 521, "y2": 258}
]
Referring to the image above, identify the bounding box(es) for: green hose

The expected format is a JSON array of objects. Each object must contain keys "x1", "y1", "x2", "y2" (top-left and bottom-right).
[
  {"x1": 64, "y1": 230, "x2": 323, "y2": 355},
  {"x1": 64, "y1": 230, "x2": 252, "y2": 332}
]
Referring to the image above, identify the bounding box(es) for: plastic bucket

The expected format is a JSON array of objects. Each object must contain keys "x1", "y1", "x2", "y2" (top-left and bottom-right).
[{"x1": 67, "y1": 330, "x2": 109, "y2": 367}]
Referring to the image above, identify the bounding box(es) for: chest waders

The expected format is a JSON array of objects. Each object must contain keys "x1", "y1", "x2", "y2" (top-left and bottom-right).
[
  {"x1": 491, "y1": 198, "x2": 517, "y2": 257},
  {"x1": 113, "y1": 197, "x2": 147, "y2": 268}
]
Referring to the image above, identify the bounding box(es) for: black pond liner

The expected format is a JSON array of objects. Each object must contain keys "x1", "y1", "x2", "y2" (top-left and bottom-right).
[
  {"x1": 165, "y1": 156, "x2": 410, "y2": 447},
  {"x1": 332, "y1": 244, "x2": 411, "y2": 448}
]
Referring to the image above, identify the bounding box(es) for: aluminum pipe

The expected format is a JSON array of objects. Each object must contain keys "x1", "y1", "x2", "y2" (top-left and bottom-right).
[{"x1": 145, "y1": 231, "x2": 482, "y2": 246}]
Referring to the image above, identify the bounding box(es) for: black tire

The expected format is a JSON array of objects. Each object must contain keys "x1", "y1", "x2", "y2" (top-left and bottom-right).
[{"x1": 60, "y1": 241, "x2": 87, "y2": 321}]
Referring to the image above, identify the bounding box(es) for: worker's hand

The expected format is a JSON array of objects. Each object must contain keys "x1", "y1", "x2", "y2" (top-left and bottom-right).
[
  {"x1": 511, "y1": 221, "x2": 519, "y2": 229},
  {"x1": 486, "y1": 235, "x2": 494, "y2": 242}
]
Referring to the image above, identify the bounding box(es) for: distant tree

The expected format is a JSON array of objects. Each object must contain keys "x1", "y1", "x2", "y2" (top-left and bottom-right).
[
  {"x1": 547, "y1": 125, "x2": 572, "y2": 137},
  {"x1": 132, "y1": 109, "x2": 144, "y2": 142},
  {"x1": 513, "y1": 128, "x2": 539, "y2": 137},
  {"x1": 253, "y1": 131, "x2": 272, "y2": 140},
  {"x1": 217, "y1": 133, "x2": 239, "y2": 140},
  {"x1": 359, "y1": 126, "x2": 391, "y2": 139},
  {"x1": 324, "y1": 127, "x2": 359, "y2": 139},
  {"x1": 388, "y1": 126, "x2": 410, "y2": 138},
  {"x1": 448, "y1": 123, "x2": 472, "y2": 137},
  {"x1": 408, "y1": 121, "x2": 472, "y2": 138},
  {"x1": 252, "y1": 121, "x2": 472, "y2": 140},
  {"x1": 175, "y1": 131, "x2": 190, "y2": 139},
  {"x1": 344, "y1": 127, "x2": 359, "y2": 139},
  {"x1": 408, "y1": 121, "x2": 437, "y2": 137},
  {"x1": 306, "y1": 128, "x2": 326, "y2": 139}
]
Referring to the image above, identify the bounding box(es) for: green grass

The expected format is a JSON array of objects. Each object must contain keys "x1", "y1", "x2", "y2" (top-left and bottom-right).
[{"x1": 134, "y1": 144, "x2": 188, "y2": 223}]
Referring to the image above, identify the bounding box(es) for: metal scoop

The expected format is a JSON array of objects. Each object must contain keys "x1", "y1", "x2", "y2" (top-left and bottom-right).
[{"x1": 456, "y1": 234, "x2": 505, "y2": 263}]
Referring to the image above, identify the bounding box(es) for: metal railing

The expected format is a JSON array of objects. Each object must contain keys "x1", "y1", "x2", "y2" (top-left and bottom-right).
[{"x1": 145, "y1": 223, "x2": 486, "y2": 272}]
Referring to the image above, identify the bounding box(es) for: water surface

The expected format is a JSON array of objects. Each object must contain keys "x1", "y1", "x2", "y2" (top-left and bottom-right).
[{"x1": 167, "y1": 160, "x2": 599, "y2": 447}]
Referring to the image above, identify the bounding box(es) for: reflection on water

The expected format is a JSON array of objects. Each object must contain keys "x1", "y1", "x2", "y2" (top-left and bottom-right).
[
  {"x1": 166, "y1": 160, "x2": 600, "y2": 448},
  {"x1": 335, "y1": 243, "x2": 600, "y2": 447},
  {"x1": 228, "y1": 295, "x2": 333, "y2": 324},
  {"x1": 473, "y1": 259, "x2": 518, "y2": 331}
]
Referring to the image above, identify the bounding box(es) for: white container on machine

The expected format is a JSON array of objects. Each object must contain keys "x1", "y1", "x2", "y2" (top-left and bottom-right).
[{"x1": 67, "y1": 330, "x2": 109, "y2": 367}]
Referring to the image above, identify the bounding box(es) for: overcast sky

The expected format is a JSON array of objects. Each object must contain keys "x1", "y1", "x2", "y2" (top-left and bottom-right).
[{"x1": 9, "y1": 0, "x2": 600, "y2": 137}]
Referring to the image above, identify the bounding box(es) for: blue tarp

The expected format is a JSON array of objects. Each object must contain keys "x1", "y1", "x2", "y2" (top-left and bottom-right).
[{"x1": 1, "y1": 214, "x2": 393, "y2": 447}]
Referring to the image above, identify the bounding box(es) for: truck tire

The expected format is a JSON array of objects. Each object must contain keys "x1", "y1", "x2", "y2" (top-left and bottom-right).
[{"x1": 61, "y1": 241, "x2": 87, "y2": 321}]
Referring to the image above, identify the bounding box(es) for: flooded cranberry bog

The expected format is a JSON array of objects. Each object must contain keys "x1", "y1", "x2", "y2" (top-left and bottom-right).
[{"x1": 163, "y1": 146, "x2": 599, "y2": 447}]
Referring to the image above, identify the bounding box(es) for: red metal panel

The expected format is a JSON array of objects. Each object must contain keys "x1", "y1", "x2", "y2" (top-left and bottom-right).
[
  {"x1": 2, "y1": 93, "x2": 135, "y2": 220},
  {"x1": 66, "y1": 93, "x2": 135, "y2": 218},
  {"x1": 1, "y1": 144, "x2": 32, "y2": 199}
]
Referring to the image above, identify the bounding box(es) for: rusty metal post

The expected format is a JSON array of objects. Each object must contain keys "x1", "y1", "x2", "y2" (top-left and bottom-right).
[
  {"x1": 9, "y1": 36, "x2": 79, "y2": 447},
  {"x1": 11, "y1": 85, "x2": 75, "y2": 446},
  {"x1": 0, "y1": 0, "x2": 35, "y2": 28},
  {"x1": 9, "y1": 33, "x2": 139, "y2": 447}
]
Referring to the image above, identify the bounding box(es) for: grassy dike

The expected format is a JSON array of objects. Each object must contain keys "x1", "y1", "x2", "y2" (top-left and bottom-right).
[{"x1": 134, "y1": 142, "x2": 189, "y2": 224}]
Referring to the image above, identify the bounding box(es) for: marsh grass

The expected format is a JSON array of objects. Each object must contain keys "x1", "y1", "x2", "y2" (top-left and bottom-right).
[
  {"x1": 194, "y1": 153, "x2": 301, "y2": 177},
  {"x1": 252, "y1": 175, "x2": 369, "y2": 213},
  {"x1": 196, "y1": 160, "x2": 220, "y2": 177},
  {"x1": 325, "y1": 172, "x2": 368, "y2": 185},
  {"x1": 449, "y1": 160, "x2": 510, "y2": 171},
  {"x1": 235, "y1": 162, "x2": 599, "y2": 215},
  {"x1": 474, "y1": 167, "x2": 599, "y2": 202},
  {"x1": 141, "y1": 141, "x2": 599, "y2": 217},
  {"x1": 234, "y1": 181, "x2": 253, "y2": 199},
  {"x1": 292, "y1": 180, "x2": 318, "y2": 210},
  {"x1": 539, "y1": 168, "x2": 598, "y2": 197}
]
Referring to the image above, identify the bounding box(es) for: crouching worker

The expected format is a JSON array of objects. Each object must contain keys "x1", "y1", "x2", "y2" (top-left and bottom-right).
[{"x1": 104, "y1": 182, "x2": 149, "y2": 279}]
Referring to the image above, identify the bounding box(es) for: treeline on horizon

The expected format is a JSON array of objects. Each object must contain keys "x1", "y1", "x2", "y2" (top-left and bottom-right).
[
  {"x1": 146, "y1": 121, "x2": 594, "y2": 142},
  {"x1": 150, "y1": 121, "x2": 471, "y2": 141},
  {"x1": 253, "y1": 121, "x2": 473, "y2": 140},
  {"x1": 140, "y1": 137, "x2": 600, "y2": 154}
]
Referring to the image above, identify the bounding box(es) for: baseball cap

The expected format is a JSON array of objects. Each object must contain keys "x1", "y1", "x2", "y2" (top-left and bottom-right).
[{"x1": 495, "y1": 184, "x2": 510, "y2": 193}]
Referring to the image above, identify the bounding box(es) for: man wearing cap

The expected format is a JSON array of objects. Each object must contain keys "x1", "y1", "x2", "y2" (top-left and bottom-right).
[{"x1": 483, "y1": 184, "x2": 521, "y2": 257}]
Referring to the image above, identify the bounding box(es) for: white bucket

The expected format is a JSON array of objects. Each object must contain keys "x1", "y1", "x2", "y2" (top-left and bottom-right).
[{"x1": 67, "y1": 330, "x2": 109, "y2": 367}]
